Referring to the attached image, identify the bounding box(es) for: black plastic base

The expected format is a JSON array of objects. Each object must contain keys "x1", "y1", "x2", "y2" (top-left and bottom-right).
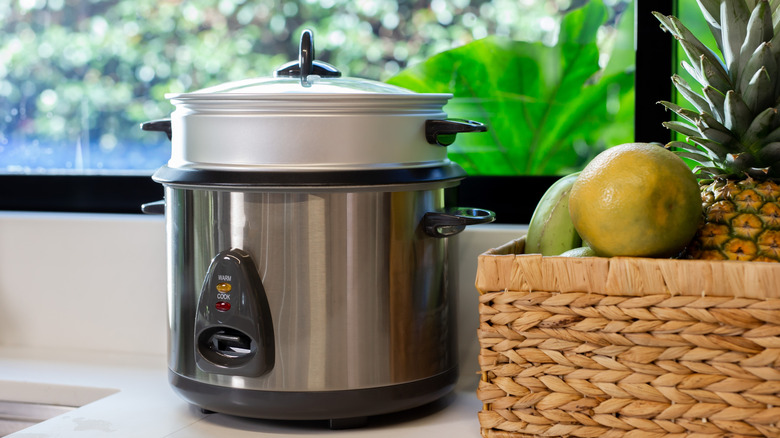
[{"x1": 169, "y1": 367, "x2": 458, "y2": 426}]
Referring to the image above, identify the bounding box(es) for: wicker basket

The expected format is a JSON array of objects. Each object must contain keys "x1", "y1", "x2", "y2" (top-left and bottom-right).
[{"x1": 476, "y1": 237, "x2": 780, "y2": 438}]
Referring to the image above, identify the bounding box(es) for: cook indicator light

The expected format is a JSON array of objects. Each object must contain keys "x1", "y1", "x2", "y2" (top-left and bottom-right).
[{"x1": 215, "y1": 301, "x2": 231, "y2": 312}]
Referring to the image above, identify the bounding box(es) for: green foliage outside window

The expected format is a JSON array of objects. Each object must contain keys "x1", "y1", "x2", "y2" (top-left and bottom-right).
[{"x1": 388, "y1": 0, "x2": 635, "y2": 175}]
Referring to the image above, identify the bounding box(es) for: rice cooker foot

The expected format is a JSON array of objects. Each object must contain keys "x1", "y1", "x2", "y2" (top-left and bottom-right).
[{"x1": 329, "y1": 416, "x2": 368, "y2": 429}]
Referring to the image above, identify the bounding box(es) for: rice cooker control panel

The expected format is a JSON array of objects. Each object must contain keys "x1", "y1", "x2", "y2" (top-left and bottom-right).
[{"x1": 194, "y1": 248, "x2": 274, "y2": 377}]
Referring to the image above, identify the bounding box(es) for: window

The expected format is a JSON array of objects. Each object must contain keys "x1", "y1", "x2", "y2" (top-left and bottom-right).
[{"x1": 0, "y1": 0, "x2": 669, "y2": 221}]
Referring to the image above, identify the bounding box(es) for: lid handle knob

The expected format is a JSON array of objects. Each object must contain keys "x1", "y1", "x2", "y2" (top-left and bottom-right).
[
  {"x1": 299, "y1": 29, "x2": 314, "y2": 81},
  {"x1": 274, "y1": 29, "x2": 342, "y2": 87}
]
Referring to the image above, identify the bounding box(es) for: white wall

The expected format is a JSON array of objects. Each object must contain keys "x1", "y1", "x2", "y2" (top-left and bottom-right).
[
  {"x1": 0, "y1": 212, "x2": 168, "y2": 355},
  {"x1": 0, "y1": 212, "x2": 523, "y2": 386}
]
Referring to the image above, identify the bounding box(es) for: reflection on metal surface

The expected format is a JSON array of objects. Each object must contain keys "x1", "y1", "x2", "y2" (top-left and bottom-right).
[{"x1": 166, "y1": 185, "x2": 458, "y2": 392}]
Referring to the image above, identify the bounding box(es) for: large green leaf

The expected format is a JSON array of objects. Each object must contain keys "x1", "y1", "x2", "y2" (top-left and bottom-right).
[{"x1": 386, "y1": 1, "x2": 635, "y2": 176}]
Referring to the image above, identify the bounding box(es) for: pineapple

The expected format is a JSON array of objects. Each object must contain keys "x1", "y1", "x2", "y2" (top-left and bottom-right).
[{"x1": 654, "y1": 0, "x2": 780, "y2": 262}]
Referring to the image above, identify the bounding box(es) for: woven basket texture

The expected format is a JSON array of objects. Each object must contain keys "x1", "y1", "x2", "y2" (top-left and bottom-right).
[{"x1": 476, "y1": 237, "x2": 780, "y2": 438}]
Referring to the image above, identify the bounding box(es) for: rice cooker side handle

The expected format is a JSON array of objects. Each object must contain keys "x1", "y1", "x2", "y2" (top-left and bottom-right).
[
  {"x1": 423, "y1": 207, "x2": 496, "y2": 238},
  {"x1": 139, "y1": 119, "x2": 172, "y2": 215},
  {"x1": 141, "y1": 200, "x2": 165, "y2": 215},
  {"x1": 141, "y1": 119, "x2": 172, "y2": 141}
]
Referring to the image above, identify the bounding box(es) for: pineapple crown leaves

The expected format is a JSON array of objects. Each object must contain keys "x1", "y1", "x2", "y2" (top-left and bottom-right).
[{"x1": 654, "y1": 0, "x2": 780, "y2": 180}]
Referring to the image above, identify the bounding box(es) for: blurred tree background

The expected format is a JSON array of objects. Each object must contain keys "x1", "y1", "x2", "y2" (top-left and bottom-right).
[{"x1": 0, "y1": 0, "x2": 631, "y2": 173}]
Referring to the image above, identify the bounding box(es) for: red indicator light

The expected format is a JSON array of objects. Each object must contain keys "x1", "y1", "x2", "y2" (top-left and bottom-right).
[{"x1": 215, "y1": 301, "x2": 231, "y2": 312}]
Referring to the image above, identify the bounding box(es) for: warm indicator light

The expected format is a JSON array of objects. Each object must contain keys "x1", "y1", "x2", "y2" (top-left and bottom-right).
[
  {"x1": 216, "y1": 282, "x2": 232, "y2": 293},
  {"x1": 215, "y1": 301, "x2": 231, "y2": 312}
]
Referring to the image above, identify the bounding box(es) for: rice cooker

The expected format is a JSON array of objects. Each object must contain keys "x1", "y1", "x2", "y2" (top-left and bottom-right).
[{"x1": 141, "y1": 29, "x2": 494, "y2": 428}]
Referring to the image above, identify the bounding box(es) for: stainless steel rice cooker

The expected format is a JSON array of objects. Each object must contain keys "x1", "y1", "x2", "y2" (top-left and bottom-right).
[{"x1": 142, "y1": 30, "x2": 494, "y2": 428}]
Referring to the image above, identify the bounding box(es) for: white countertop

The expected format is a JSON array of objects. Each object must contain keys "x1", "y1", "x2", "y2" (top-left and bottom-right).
[{"x1": 2, "y1": 346, "x2": 483, "y2": 437}]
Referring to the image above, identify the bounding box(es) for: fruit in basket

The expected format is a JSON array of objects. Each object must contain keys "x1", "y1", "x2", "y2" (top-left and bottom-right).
[
  {"x1": 654, "y1": 2, "x2": 780, "y2": 262},
  {"x1": 559, "y1": 246, "x2": 596, "y2": 257},
  {"x1": 524, "y1": 172, "x2": 582, "y2": 256},
  {"x1": 568, "y1": 143, "x2": 701, "y2": 258}
]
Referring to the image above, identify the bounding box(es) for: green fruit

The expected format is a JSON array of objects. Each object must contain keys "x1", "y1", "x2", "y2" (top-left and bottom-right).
[
  {"x1": 524, "y1": 172, "x2": 582, "y2": 256},
  {"x1": 558, "y1": 246, "x2": 597, "y2": 257}
]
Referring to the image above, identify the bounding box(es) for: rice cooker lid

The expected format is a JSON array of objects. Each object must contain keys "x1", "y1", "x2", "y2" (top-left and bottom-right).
[
  {"x1": 166, "y1": 29, "x2": 449, "y2": 101},
  {"x1": 167, "y1": 69, "x2": 423, "y2": 99}
]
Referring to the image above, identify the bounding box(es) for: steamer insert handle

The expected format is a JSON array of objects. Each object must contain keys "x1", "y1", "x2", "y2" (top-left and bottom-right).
[
  {"x1": 425, "y1": 119, "x2": 487, "y2": 146},
  {"x1": 194, "y1": 249, "x2": 274, "y2": 377}
]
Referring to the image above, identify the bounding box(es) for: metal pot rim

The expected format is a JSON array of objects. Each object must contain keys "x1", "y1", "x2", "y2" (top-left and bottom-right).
[{"x1": 152, "y1": 162, "x2": 467, "y2": 189}]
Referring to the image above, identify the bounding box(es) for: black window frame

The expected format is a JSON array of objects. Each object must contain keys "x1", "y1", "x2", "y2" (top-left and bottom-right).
[{"x1": 0, "y1": 0, "x2": 673, "y2": 223}]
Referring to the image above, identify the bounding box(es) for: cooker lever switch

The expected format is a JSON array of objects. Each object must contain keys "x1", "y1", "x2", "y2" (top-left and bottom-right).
[
  {"x1": 194, "y1": 249, "x2": 275, "y2": 377},
  {"x1": 208, "y1": 330, "x2": 253, "y2": 358}
]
